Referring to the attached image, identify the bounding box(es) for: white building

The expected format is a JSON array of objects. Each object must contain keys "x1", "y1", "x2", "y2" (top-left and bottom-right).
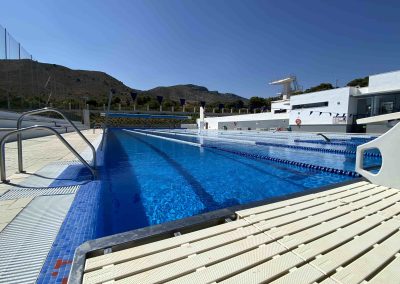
[{"x1": 199, "y1": 70, "x2": 400, "y2": 133}]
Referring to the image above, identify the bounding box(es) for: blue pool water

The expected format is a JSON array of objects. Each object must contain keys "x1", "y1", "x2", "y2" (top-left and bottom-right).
[
  {"x1": 40, "y1": 128, "x2": 380, "y2": 283},
  {"x1": 98, "y1": 128, "x2": 363, "y2": 236},
  {"x1": 136, "y1": 129, "x2": 381, "y2": 172}
]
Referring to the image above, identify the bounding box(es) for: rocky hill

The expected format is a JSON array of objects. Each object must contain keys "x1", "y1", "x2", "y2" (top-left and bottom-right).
[{"x1": 0, "y1": 60, "x2": 247, "y2": 108}]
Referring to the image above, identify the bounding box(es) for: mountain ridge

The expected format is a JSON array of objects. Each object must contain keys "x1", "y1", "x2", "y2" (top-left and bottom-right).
[{"x1": 0, "y1": 60, "x2": 248, "y2": 108}]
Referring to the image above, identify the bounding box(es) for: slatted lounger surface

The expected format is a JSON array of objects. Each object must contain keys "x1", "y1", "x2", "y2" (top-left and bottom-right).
[{"x1": 81, "y1": 181, "x2": 400, "y2": 284}]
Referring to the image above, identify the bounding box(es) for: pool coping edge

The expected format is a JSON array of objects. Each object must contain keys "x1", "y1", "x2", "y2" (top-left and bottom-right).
[{"x1": 68, "y1": 177, "x2": 365, "y2": 284}]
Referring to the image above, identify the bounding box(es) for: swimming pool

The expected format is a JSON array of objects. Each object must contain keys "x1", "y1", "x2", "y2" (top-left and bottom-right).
[
  {"x1": 38, "y1": 128, "x2": 380, "y2": 283},
  {"x1": 96, "y1": 128, "x2": 378, "y2": 236}
]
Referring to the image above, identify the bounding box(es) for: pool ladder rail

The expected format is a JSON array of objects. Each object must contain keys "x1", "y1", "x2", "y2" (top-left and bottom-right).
[{"x1": 0, "y1": 107, "x2": 97, "y2": 183}]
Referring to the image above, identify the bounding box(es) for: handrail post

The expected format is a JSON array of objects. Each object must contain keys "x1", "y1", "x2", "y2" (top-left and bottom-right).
[
  {"x1": 0, "y1": 138, "x2": 8, "y2": 182},
  {"x1": 17, "y1": 128, "x2": 24, "y2": 173},
  {"x1": 2, "y1": 125, "x2": 96, "y2": 183},
  {"x1": 17, "y1": 107, "x2": 96, "y2": 173},
  {"x1": 100, "y1": 89, "x2": 115, "y2": 150}
]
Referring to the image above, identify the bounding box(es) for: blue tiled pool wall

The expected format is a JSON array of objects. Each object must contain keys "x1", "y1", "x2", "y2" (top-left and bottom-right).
[
  {"x1": 135, "y1": 129, "x2": 382, "y2": 174},
  {"x1": 38, "y1": 151, "x2": 106, "y2": 283}
]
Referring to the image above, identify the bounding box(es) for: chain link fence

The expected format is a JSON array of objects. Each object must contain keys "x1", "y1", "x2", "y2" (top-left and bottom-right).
[{"x1": 0, "y1": 24, "x2": 32, "y2": 60}]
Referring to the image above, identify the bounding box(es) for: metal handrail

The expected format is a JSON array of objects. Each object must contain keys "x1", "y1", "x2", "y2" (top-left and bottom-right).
[
  {"x1": 100, "y1": 89, "x2": 115, "y2": 150},
  {"x1": 0, "y1": 125, "x2": 96, "y2": 183},
  {"x1": 17, "y1": 107, "x2": 96, "y2": 173}
]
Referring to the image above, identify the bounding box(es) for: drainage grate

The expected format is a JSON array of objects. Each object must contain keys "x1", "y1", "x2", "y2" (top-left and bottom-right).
[
  {"x1": 0, "y1": 185, "x2": 79, "y2": 200},
  {"x1": 0, "y1": 195, "x2": 74, "y2": 283},
  {"x1": 50, "y1": 160, "x2": 92, "y2": 166}
]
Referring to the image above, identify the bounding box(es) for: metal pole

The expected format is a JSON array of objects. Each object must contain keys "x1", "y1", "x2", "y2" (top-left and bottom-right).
[
  {"x1": 104, "y1": 89, "x2": 113, "y2": 128},
  {"x1": 0, "y1": 140, "x2": 6, "y2": 182},
  {"x1": 18, "y1": 43, "x2": 20, "y2": 59},
  {"x1": 100, "y1": 89, "x2": 114, "y2": 150},
  {"x1": 4, "y1": 28, "x2": 7, "y2": 60}
]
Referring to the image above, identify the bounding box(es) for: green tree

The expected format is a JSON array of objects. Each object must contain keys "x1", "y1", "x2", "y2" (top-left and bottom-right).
[
  {"x1": 136, "y1": 95, "x2": 151, "y2": 105},
  {"x1": 346, "y1": 77, "x2": 369, "y2": 87},
  {"x1": 304, "y1": 83, "x2": 334, "y2": 93},
  {"x1": 249, "y1": 96, "x2": 266, "y2": 110}
]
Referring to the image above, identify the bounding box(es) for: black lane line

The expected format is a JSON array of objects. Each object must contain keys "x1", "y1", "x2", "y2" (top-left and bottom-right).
[
  {"x1": 125, "y1": 131, "x2": 225, "y2": 211},
  {"x1": 102, "y1": 130, "x2": 150, "y2": 234}
]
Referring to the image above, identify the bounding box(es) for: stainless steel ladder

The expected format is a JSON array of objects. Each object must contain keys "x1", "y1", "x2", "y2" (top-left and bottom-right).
[
  {"x1": 0, "y1": 108, "x2": 97, "y2": 183},
  {"x1": 16, "y1": 107, "x2": 96, "y2": 173}
]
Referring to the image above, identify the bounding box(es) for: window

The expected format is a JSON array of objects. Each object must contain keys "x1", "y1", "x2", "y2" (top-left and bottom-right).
[{"x1": 292, "y1": 101, "x2": 329, "y2": 110}]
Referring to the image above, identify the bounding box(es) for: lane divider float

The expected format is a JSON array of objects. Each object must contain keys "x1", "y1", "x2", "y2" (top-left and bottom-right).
[{"x1": 255, "y1": 141, "x2": 381, "y2": 158}]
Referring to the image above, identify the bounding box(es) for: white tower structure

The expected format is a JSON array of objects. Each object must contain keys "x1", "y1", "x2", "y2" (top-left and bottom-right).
[
  {"x1": 269, "y1": 75, "x2": 300, "y2": 100},
  {"x1": 198, "y1": 106, "x2": 205, "y2": 134}
]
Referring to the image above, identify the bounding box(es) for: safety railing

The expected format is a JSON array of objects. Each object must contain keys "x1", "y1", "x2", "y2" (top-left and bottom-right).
[
  {"x1": 16, "y1": 107, "x2": 96, "y2": 173},
  {"x1": 0, "y1": 125, "x2": 96, "y2": 183}
]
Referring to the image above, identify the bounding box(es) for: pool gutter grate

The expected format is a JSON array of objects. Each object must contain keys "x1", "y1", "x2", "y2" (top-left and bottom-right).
[
  {"x1": 0, "y1": 195, "x2": 74, "y2": 283},
  {"x1": 0, "y1": 185, "x2": 79, "y2": 200}
]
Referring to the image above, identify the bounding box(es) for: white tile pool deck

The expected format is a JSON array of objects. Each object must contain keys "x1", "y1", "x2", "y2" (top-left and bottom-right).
[
  {"x1": 0, "y1": 130, "x2": 101, "y2": 283},
  {"x1": 82, "y1": 181, "x2": 400, "y2": 284}
]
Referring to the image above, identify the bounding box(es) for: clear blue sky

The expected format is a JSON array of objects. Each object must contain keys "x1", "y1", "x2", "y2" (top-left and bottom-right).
[{"x1": 1, "y1": 0, "x2": 399, "y2": 98}]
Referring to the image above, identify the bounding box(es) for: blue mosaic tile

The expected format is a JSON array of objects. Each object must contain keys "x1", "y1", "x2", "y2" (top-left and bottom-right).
[{"x1": 37, "y1": 172, "x2": 102, "y2": 284}]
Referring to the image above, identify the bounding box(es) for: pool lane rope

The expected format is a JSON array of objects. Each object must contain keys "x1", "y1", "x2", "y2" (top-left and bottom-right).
[
  {"x1": 124, "y1": 129, "x2": 361, "y2": 178},
  {"x1": 293, "y1": 139, "x2": 373, "y2": 148},
  {"x1": 207, "y1": 145, "x2": 361, "y2": 178},
  {"x1": 255, "y1": 141, "x2": 381, "y2": 158},
  {"x1": 151, "y1": 130, "x2": 380, "y2": 158}
]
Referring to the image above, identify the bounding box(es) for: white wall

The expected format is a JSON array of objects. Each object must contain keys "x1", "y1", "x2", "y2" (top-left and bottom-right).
[
  {"x1": 271, "y1": 100, "x2": 291, "y2": 113},
  {"x1": 201, "y1": 112, "x2": 289, "y2": 130},
  {"x1": 289, "y1": 87, "x2": 352, "y2": 125},
  {"x1": 369, "y1": 70, "x2": 400, "y2": 93}
]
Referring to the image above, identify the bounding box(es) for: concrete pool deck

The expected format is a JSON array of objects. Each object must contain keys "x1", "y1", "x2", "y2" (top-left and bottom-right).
[{"x1": 0, "y1": 130, "x2": 101, "y2": 283}]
